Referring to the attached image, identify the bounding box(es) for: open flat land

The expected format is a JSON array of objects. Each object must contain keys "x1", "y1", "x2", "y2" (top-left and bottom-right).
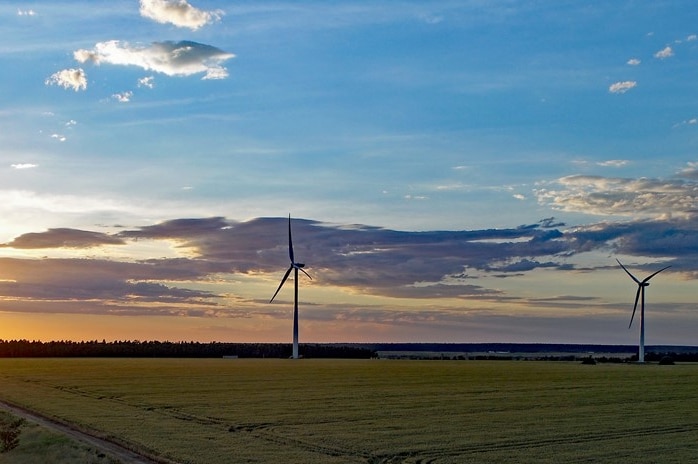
[{"x1": 0, "y1": 359, "x2": 696, "y2": 463}]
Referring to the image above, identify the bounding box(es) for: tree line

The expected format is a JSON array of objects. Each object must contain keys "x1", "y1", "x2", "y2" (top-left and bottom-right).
[{"x1": 0, "y1": 340, "x2": 376, "y2": 359}]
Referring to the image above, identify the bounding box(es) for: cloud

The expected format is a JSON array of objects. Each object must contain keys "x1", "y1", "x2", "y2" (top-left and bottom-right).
[
  {"x1": 513, "y1": 193, "x2": 525, "y2": 200},
  {"x1": 1, "y1": 228, "x2": 125, "y2": 249},
  {"x1": 2, "y1": 210, "x2": 698, "y2": 322},
  {"x1": 11, "y1": 163, "x2": 38, "y2": 170},
  {"x1": 677, "y1": 162, "x2": 698, "y2": 179},
  {"x1": 51, "y1": 134, "x2": 67, "y2": 142},
  {"x1": 596, "y1": 160, "x2": 629, "y2": 168},
  {"x1": 688, "y1": 34, "x2": 697, "y2": 42},
  {"x1": 535, "y1": 175, "x2": 698, "y2": 219},
  {"x1": 45, "y1": 68, "x2": 87, "y2": 91},
  {"x1": 112, "y1": 91, "x2": 133, "y2": 103},
  {"x1": 74, "y1": 40, "x2": 234, "y2": 80},
  {"x1": 138, "y1": 76, "x2": 155, "y2": 88},
  {"x1": 117, "y1": 217, "x2": 574, "y2": 297},
  {"x1": 673, "y1": 118, "x2": 698, "y2": 128},
  {"x1": 608, "y1": 81, "x2": 636, "y2": 94},
  {"x1": 627, "y1": 58, "x2": 641, "y2": 66},
  {"x1": 0, "y1": 257, "x2": 217, "y2": 312},
  {"x1": 654, "y1": 46, "x2": 674, "y2": 59},
  {"x1": 17, "y1": 9, "x2": 36, "y2": 16},
  {"x1": 139, "y1": 0, "x2": 223, "y2": 30}
]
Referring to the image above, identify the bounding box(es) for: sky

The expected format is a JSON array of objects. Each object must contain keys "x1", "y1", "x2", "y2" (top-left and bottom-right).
[{"x1": 1, "y1": 0, "x2": 697, "y2": 346}]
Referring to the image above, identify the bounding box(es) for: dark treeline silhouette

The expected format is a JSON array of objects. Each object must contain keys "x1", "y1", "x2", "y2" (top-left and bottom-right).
[{"x1": 0, "y1": 340, "x2": 376, "y2": 359}]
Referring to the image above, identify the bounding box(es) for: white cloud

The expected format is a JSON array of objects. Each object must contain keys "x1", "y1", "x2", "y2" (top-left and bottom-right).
[
  {"x1": 512, "y1": 193, "x2": 525, "y2": 200},
  {"x1": 138, "y1": 76, "x2": 155, "y2": 89},
  {"x1": 139, "y1": 0, "x2": 223, "y2": 30},
  {"x1": 112, "y1": 91, "x2": 133, "y2": 103},
  {"x1": 535, "y1": 175, "x2": 698, "y2": 219},
  {"x1": 673, "y1": 118, "x2": 698, "y2": 128},
  {"x1": 11, "y1": 164, "x2": 38, "y2": 170},
  {"x1": 597, "y1": 160, "x2": 629, "y2": 168},
  {"x1": 74, "y1": 40, "x2": 234, "y2": 80},
  {"x1": 654, "y1": 46, "x2": 674, "y2": 59},
  {"x1": 66, "y1": 120, "x2": 77, "y2": 127},
  {"x1": 45, "y1": 68, "x2": 87, "y2": 91},
  {"x1": 687, "y1": 34, "x2": 697, "y2": 42},
  {"x1": 608, "y1": 81, "x2": 636, "y2": 94},
  {"x1": 51, "y1": 134, "x2": 67, "y2": 142},
  {"x1": 17, "y1": 9, "x2": 36, "y2": 16},
  {"x1": 627, "y1": 58, "x2": 641, "y2": 66}
]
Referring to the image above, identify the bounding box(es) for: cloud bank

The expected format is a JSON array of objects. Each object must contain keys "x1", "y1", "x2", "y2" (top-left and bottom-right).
[
  {"x1": 74, "y1": 40, "x2": 234, "y2": 80},
  {"x1": 139, "y1": 0, "x2": 223, "y2": 30}
]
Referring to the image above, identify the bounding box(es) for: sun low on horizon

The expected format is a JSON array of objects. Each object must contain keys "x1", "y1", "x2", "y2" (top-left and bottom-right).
[{"x1": 1, "y1": 1, "x2": 697, "y2": 346}]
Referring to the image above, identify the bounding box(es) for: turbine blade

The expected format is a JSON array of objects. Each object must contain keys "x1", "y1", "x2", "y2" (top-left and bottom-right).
[
  {"x1": 642, "y1": 265, "x2": 671, "y2": 284},
  {"x1": 298, "y1": 267, "x2": 312, "y2": 280},
  {"x1": 617, "y1": 259, "x2": 641, "y2": 284},
  {"x1": 629, "y1": 286, "x2": 641, "y2": 328},
  {"x1": 270, "y1": 266, "x2": 293, "y2": 303},
  {"x1": 288, "y1": 214, "x2": 295, "y2": 263}
]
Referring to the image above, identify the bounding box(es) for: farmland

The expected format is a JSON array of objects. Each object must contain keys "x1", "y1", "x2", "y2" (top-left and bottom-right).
[{"x1": 0, "y1": 359, "x2": 696, "y2": 463}]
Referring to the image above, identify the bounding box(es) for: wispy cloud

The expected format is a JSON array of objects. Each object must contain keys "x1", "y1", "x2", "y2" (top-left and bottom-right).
[
  {"x1": 11, "y1": 163, "x2": 38, "y2": 170},
  {"x1": 654, "y1": 46, "x2": 674, "y2": 59},
  {"x1": 139, "y1": 0, "x2": 223, "y2": 30},
  {"x1": 17, "y1": 9, "x2": 36, "y2": 16},
  {"x1": 608, "y1": 81, "x2": 636, "y2": 94},
  {"x1": 627, "y1": 58, "x2": 641, "y2": 66},
  {"x1": 45, "y1": 68, "x2": 87, "y2": 91},
  {"x1": 597, "y1": 160, "x2": 629, "y2": 168},
  {"x1": 74, "y1": 40, "x2": 234, "y2": 80}
]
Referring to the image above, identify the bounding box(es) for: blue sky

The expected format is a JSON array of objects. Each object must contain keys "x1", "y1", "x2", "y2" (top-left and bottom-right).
[{"x1": 1, "y1": 1, "x2": 697, "y2": 345}]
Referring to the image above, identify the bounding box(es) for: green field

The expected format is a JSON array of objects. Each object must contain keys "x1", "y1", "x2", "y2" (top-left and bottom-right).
[{"x1": 0, "y1": 359, "x2": 696, "y2": 463}]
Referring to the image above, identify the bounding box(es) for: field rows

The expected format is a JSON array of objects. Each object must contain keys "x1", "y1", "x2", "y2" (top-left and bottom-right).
[{"x1": 0, "y1": 359, "x2": 696, "y2": 463}]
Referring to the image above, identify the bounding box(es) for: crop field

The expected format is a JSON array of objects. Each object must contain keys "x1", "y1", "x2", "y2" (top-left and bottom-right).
[{"x1": 0, "y1": 359, "x2": 696, "y2": 463}]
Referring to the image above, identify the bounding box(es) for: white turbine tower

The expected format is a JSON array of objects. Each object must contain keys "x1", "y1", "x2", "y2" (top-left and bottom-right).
[
  {"x1": 270, "y1": 215, "x2": 311, "y2": 359},
  {"x1": 616, "y1": 259, "x2": 670, "y2": 363}
]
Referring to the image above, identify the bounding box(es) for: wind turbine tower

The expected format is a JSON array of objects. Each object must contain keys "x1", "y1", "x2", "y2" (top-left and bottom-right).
[
  {"x1": 270, "y1": 215, "x2": 311, "y2": 359},
  {"x1": 616, "y1": 259, "x2": 670, "y2": 363}
]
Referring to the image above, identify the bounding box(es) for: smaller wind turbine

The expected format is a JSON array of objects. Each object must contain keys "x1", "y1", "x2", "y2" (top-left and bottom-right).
[
  {"x1": 270, "y1": 215, "x2": 311, "y2": 359},
  {"x1": 616, "y1": 259, "x2": 670, "y2": 363}
]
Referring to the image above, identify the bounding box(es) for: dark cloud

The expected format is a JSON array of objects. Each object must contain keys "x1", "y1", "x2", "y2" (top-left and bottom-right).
[
  {"x1": 3, "y1": 211, "x2": 698, "y2": 317},
  {"x1": 1, "y1": 228, "x2": 125, "y2": 249},
  {"x1": 0, "y1": 257, "x2": 218, "y2": 308}
]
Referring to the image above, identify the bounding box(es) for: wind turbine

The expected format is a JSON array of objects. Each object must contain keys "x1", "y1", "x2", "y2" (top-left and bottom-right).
[
  {"x1": 616, "y1": 259, "x2": 670, "y2": 363},
  {"x1": 270, "y1": 215, "x2": 311, "y2": 359}
]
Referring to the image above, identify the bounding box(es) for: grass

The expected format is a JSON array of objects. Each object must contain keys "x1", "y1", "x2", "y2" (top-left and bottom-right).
[
  {"x1": 0, "y1": 358, "x2": 696, "y2": 463},
  {"x1": 0, "y1": 410, "x2": 120, "y2": 464}
]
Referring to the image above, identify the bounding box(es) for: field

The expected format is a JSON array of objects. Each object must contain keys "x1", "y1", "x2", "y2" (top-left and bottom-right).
[{"x1": 0, "y1": 359, "x2": 696, "y2": 463}]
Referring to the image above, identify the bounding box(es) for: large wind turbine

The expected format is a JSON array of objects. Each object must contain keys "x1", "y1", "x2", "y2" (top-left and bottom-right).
[
  {"x1": 616, "y1": 259, "x2": 670, "y2": 363},
  {"x1": 270, "y1": 215, "x2": 311, "y2": 359}
]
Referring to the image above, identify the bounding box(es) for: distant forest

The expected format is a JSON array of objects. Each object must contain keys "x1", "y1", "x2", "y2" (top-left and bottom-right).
[
  {"x1": 1, "y1": 340, "x2": 698, "y2": 361},
  {"x1": 0, "y1": 340, "x2": 376, "y2": 359}
]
